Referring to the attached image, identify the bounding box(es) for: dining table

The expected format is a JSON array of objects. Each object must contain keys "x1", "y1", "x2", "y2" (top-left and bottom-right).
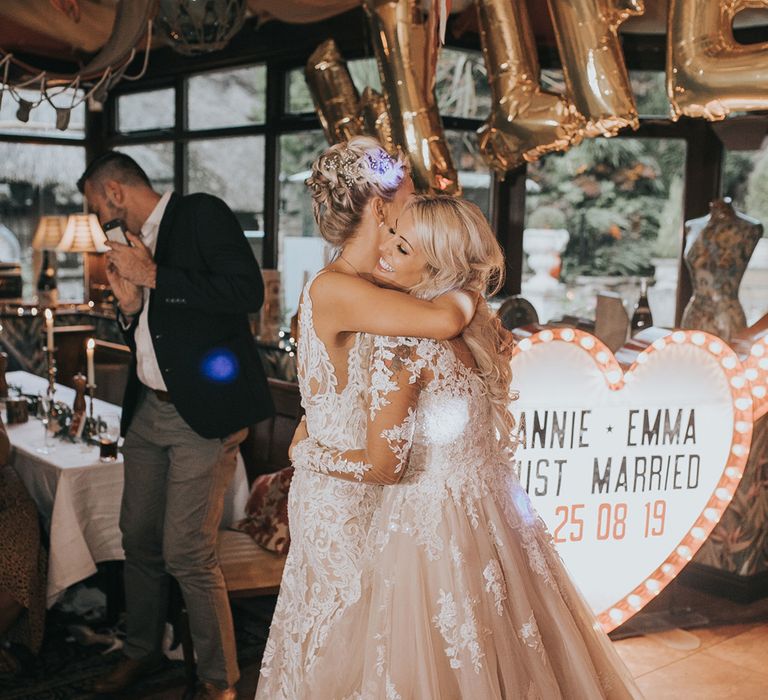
[{"x1": 6, "y1": 370, "x2": 249, "y2": 607}]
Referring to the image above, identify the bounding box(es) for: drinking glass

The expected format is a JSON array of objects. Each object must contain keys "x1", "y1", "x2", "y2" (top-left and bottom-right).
[
  {"x1": 36, "y1": 394, "x2": 54, "y2": 454},
  {"x1": 98, "y1": 412, "x2": 121, "y2": 462}
]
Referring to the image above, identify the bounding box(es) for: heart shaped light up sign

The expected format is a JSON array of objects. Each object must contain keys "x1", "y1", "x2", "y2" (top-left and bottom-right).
[
  {"x1": 744, "y1": 332, "x2": 768, "y2": 419},
  {"x1": 510, "y1": 328, "x2": 754, "y2": 632}
]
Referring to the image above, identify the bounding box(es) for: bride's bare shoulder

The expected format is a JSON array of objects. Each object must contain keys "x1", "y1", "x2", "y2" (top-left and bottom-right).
[{"x1": 309, "y1": 270, "x2": 375, "y2": 305}]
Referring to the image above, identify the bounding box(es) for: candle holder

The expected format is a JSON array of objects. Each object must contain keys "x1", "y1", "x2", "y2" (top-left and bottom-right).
[
  {"x1": 87, "y1": 383, "x2": 96, "y2": 421},
  {"x1": 43, "y1": 344, "x2": 57, "y2": 402}
]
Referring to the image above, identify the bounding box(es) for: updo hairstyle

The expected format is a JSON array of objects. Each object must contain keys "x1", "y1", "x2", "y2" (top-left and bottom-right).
[{"x1": 305, "y1": 136, "x2": 407, "y2": 247}]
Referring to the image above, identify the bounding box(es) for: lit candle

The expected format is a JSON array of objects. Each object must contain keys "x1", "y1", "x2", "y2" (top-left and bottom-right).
[
  {"x1": 86, "y1": 338, "x2": 95, "y2": 387},
  {"x1": 44, "y1": 308, "x2": 54, "y2": 350}
]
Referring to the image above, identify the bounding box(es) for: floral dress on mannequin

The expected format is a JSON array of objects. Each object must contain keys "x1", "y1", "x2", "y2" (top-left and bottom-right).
[{"x1": 681, "y1": 198, "x2": 762, "y2": 341}]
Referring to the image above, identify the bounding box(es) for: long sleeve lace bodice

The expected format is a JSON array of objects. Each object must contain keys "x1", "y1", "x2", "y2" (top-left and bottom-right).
[{"x1": 293, "y1": 335, "x2": 497, "y2": 488}]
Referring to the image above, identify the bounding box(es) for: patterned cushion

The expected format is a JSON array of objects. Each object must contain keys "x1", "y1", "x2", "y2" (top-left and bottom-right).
[{"x1": 231, "y1": 467, "x2": 293, "y2": 554}]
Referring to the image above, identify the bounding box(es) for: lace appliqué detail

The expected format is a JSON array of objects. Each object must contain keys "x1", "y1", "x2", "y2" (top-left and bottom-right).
[
  {"x1": 380, "y1": 407, "x2": 416, "y2": 474},
  {"x1": 292, "y1": 437, "x2": 371, "y2": 481},
  {"x1": 432, "y1": 589, "x2": 485, "y2": 673},
  {"x1": 488, "y1": 520, "x2": 504, "y2": 548},
  {"x1": 449, "y1": 535, "x2": 464, "y2": 567},
  {"x1": 482, "y1": 559, "x2": 507, "y2": 616},
  {"x1": 368, "y1": 336, "x2": 444, "y2": 420},
  {"x1": 598, "y1": 670, "x2": 617, "y2": 693},
  {"x1": 519, "y1": 612, "x2": 544, "y2": 656},
  {"x1": 385, "y1": 676, "x2": 402, "y2": 700}
]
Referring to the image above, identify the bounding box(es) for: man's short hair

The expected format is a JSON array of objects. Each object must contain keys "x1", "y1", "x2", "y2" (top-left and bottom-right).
[{"x1": 77, "y1": 151, "x2": 152, "y2": 194}]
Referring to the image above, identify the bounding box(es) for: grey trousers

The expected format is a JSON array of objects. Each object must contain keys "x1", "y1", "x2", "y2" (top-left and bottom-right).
[{"x1": 120, "y1": 389, "x2": 247, "y2": 688}]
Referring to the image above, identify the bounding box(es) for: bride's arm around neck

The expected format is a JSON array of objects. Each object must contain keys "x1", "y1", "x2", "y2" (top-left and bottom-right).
[{"x1": 309, "y1": 271, "x2": 476, "y2": 341}]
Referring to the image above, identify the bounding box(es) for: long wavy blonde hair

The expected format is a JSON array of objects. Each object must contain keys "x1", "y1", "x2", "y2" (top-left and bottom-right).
[{"x1": 405, "y1": 195, "x2": 516, "y2": 447}]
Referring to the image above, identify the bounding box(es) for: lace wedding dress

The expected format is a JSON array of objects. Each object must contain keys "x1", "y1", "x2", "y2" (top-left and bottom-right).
[
  {"x1": 255, "y1": 273, "x2": 382, "y2": 700},
  {"x1": 293, "y1": 336, "x2": 643, "y2": 699}
]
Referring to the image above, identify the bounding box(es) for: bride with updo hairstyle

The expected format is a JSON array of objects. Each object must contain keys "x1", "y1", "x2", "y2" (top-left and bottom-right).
[
  {"x1": 256, "y1": 136, "x2": 476, "y2": 699},
  {"x1": 305, "y1": 136, "x2": 408, "y2": 248}
]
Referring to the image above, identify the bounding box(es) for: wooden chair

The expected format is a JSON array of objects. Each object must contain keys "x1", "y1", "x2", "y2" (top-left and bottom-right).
[
  {"x1": 53, "y1": 324, "x2": 95, "y2": 389},
  {"x1": 218, "y1": 378, "x2": 302, "y2": 598},
  {"x1": 92, "y1": 339, "x2": 131, "y2": 406}
]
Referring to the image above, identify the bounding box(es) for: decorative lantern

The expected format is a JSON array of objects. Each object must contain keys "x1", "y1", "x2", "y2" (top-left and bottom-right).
[{"x1": 156, "y1": 0, "x2": 248, "y2": 55}]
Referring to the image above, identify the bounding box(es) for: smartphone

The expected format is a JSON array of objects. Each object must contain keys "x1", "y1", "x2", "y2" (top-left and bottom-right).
[{"x1": 103, "y1": 218, "x2": 131, "y2": 246}]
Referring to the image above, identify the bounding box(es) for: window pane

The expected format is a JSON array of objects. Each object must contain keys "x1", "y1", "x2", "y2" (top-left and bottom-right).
[
  {"x1": 288, "y1": 58, "x2": 381, "y2": 115},
  {"x1": 118, "y1": 143, "x2": 175, "y2": 192},
  {"x1": 348, "y1": 58, "x2": 381, "y2": 93},
  {"x1": 0, "y1": 143, "x2": 85, "y2": 300},
  {"x1": 437, "y1": 48, "x2": 490, "y2": 119},
  {"x1": 629, "y1": 71, "x2": 670, "y2": 118},
  {"x1": 540, "y1": 70, "x2": 669, "y2": 119},
  {"x1": 723, "y1": 145, "x2": 768, "y2": 326},
  {"x1": 0, "y1": 88, "x2": 85, "y2": 139},
  {"x1": 525, "y1": 138, "x2": 686, "y2": 326},
  {"x1": 187, "y1": 137, "x2": 265, "y2": 263},
  {"x1": 279, "y1": 131, "x2": 329, "y2": 317},
  {"x1": 117, "y1": 89, "x2": 174, "y2": 132},
  {"x1": 287, "y1": 68, "x2": 315, "y2": 114},
  {"x1": 188, "y1": 65, "x2": 266, "y2": 129},
  {"x1": 447, "y1": 130, "x2": 492, "y2": 219}
]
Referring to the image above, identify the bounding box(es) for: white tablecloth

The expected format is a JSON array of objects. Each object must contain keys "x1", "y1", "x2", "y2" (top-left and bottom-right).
[{"x1": 6, "y1": 371, "x2": 249, "y2": 607}]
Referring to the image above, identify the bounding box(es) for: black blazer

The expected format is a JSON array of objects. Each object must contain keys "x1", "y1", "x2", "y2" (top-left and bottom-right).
[{"x1": 120, "y1": 192, "x2": 274, "y2": 439}]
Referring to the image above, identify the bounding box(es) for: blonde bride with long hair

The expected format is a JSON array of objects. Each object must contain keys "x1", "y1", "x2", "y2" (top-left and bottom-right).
[{"x1": 289, "y1": 195, "x2": 643, "y2": 699}]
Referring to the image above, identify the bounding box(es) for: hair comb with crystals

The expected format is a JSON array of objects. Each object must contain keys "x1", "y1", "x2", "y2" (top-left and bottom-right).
[{"x1": 324, "y1": 145, "x2": 405, "y2": 190}]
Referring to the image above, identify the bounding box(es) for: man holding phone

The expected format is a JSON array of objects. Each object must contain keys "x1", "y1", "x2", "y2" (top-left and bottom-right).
[{"x1": 77, "y1": 151, "x2": 273, "y2": 700}]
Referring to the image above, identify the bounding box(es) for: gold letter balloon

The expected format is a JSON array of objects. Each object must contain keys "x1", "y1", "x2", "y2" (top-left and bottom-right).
[
  {"x1": 359, "y1": 87, "x2": 396, "y2": 154},
  {"x1": 305, "y1": 39, "x2": 366, "y2": 144},
  {"x1": 476, "y1": 0, "x2": 584, "y2": 173},
  {"x1": 667, "y1": 0, "x2": 768, "y2": 120},
  {"x1": 547, "y1": 0, "x2": 643, "y2": 137},
  {"x1": 365, "y1": 0, "x2": 460, "y2": 194}
]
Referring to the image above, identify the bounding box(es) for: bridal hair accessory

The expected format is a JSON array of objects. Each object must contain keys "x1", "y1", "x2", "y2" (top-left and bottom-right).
[
  {"x1": 363, "y1": 147, "x2": 405, "y2": 189},
  {"x1": 326, "y1": 146, "x2": 405, "y2": 191}
]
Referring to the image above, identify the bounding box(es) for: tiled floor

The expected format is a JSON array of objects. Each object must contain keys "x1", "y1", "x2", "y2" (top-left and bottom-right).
[
  {"x1": 614, "y1": 622, "x2": 768, "y2": 699},
  {"x1": 140, "y1": 581, "x2": 768, "y2": 699},
  {"x1": 141, "y1": 623, "x2": 768, "y2": 700}
]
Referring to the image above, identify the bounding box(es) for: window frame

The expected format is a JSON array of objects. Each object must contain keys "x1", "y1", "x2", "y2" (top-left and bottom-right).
[{"x1": 93, "y1": 20, "x2": 730, "y2": 322}]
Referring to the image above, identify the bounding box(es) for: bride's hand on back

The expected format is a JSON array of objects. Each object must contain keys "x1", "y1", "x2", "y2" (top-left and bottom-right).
[{"x1": 434, "y1": 289, "x2": 478, "y2": 331}]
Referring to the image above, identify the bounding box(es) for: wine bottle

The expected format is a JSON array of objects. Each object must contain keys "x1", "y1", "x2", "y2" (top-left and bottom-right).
[
  {"x1": 630, "y1": 279, "x2": 653, "y2": 334},
  {"x1": 37, "y1": 250, "x2": 59, "y2": 306}
]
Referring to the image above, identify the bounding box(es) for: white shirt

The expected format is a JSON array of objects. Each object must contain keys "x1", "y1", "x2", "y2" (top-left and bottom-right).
[{"x1": 134, "y1": 191, "x2": 172, "y2": 391}]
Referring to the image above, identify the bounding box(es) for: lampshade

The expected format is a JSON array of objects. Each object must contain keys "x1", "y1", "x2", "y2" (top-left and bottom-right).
[
  {"x1": 57, "y1": 214, "x2": 109, "y2": 253},
  {"x1": 32, "y1": 216, "x2": 68, "y2": 251}
]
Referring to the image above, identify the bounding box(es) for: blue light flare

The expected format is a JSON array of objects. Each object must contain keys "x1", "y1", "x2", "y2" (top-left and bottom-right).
[{"x1": 200, "y1": 348, "x2": 239, "y2": 384}]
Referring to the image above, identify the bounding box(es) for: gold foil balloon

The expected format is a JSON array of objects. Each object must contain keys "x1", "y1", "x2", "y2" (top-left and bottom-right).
[
  {"x1": 360, "y1": 87, "x2": 396, "y2": 154},
  {"x1": 305, "y1": 39, "x2": 366, "y2": 144},
  {"x1": 364, "y1": 0, "x2": 460, "y2": 195},
  {"x1": 667, "y1": 0, "x2": 768, "y2": 120},
  {"x1": 547, "y1": 0, "x2": 643, "y2": 138},
  {"x1": 476, "y1": 0, "x2": 583, "y2": 173}
]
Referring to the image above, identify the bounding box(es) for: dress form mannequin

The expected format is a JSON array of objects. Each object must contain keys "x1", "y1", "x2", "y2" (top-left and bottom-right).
[{"x1": 681, "y1": 198, "x2": 763, "y2": 340}]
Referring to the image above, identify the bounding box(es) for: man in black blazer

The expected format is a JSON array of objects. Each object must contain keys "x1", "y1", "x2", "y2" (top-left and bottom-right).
[{"x1": 78, "y1": 152, "x2": 273, "y2": 700}]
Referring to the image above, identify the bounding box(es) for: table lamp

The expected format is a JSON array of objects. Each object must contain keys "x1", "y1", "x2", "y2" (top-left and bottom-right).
[
  {"x1": 32, "y1": 215, "x2": 67, "y2": 306},
  {"x1": 32, "y1": 215, "x2": 68, "y2": 251},
  {"x1": 57, "y1": 214, "x2": 110, "y2": 304}
]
